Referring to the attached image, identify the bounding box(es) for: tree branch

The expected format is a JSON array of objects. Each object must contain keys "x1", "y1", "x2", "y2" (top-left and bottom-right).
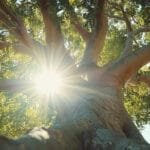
[
  {"x1": 122, "y1": 26, "x2": 150, "y2": 54},
  {"x1": 107, "y1": 1, "x2": 121, "y2": 11},
  {"x1": 130, "y1": 74, "x2": 150, "y2": 86},
  {"x1": 134, "y1": 26, "x2": 150, "y2": 34},
  {"x1": 119, "y1": 4, "x2": 133, "y2": 55},
  {"x1": 119, "y1": 2, "x2": 150, "y2": 55},
  {"x1": 0, "y1": 79, "x2": 33, "y2": 91},
  {"x1": 107, "y1": 45, "x2": 150, "y2": 86},
  {"x1": 107, "y1": 14, "x2": 125, "y2": 21},
  {"x1": 64, "y1": 0, "x2": 90, "y2": 42},
  {"x1": 108, "y1": 1, "x2": 132, "y2": 32},
  {"x1": 0, "y1": 1, "x2": 56, "y2": 60},
  {"x1": 37, "y1": 0, "x2": 75, "y2": 67},
  {"x1": 120, "y1": 5, "x2": 132, "y2": 32},
  {"x1": 0, "y1": 40, "x2": 9, "y2": 49},
  {"x1": 81, "y1": 0, "x2": 108, "y2": 66},
  {"x1": 108, "y1": 2, "x2": 134, "y2": 55},
  {"x1": 13, "y1": 41, "x2": 46, "y2": 60},
  {"x1": 38, "y1": 0, "x2": 63, "y2": 48},
  {"x1": 0, "y1": 0, "x2": 32, "y2": 47},
  {"x1": 122, "y1": 32, "x2": 135, "y2": 54},
  {"x1": 71, "y1": 16, "x2": 91, "y2": 42}
]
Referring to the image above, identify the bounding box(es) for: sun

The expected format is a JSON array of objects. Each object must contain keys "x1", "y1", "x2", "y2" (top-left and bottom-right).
[{"x1": 33, "y1": 70, "x2": 64, "y2": 96}]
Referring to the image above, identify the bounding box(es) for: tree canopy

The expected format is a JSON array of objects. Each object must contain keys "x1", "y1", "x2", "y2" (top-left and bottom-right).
[{"x1": 0, "y1": 0, "x2": 150, "y2": 145}]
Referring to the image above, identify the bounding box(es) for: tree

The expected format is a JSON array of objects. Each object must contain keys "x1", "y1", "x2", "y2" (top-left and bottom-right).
[{"x1": 0, "y1": 0, "x2": 150, "y2": 149}]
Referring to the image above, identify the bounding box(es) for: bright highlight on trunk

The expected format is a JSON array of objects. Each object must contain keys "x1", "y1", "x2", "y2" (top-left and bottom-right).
[{"x1": 34, "y1": 70, "x2": 64, "y2": 95}]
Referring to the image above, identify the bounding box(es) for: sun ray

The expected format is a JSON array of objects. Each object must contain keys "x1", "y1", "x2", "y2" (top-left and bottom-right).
[{"x1": 33, "y1": 69, "x2": 64, "y2": 96}]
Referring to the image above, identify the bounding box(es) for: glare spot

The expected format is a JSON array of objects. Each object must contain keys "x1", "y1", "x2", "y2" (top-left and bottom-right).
[{"x1": 34, "y1": 70, "x2": 64, "y2": 96}]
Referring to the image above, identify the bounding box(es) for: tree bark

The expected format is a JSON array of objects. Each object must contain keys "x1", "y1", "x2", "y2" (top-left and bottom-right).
[
  {"x1": 106, "y1": 45, "x2": 150, "y2": 86},
  {"x1": 0, "y1": 75, "x2": 149, "y2": 149},
  {"x1": 0, "y1": 40, "x2": 9, "y2": 49},
  {"x1": 81, "y1": 0, "x2": 108, "y2": 66},
  {"x1": 0, "y1": 1, "x2": 150, "y2": 150}
]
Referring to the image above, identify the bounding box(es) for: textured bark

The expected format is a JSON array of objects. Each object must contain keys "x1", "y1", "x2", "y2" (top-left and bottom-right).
[
  {"x1": 120, "y1": 5, "x2": 132, "y2": 32},
  {"x1": 72, "y1": 21, "x2": 91, "y2": 42},
  {"x1": 81, "y1": 0, "x2": 108, "y2": 66},
  {"x1": 122, "y1": 26, "x2": 150, "y2": 54},
  {"x1": 1, "y1": 126, "x2": 149, "y2": 150},
  {"x1": 38, "y1": 0, "x2": 63, "y2": 49},
  {"x1": 0, "y1": 77, "x2": 149, "y2": 149},
  {"x1": 0, "y1": 56, "x2": 150, "y2": 150},
  {"x1": 38, "y1": 0, "x2": 75, "y2": 67},
  {"x1": 64, "y1": 0, "x2": 90, "y2": 42},
  {"x1": 0, "y1": 40, "x2": 9, "y2": 49},
  {"x1": 0, "y1": 1, "x2": 150, "y2": 150},
  {"x1": 0, "y1": 0, "x2": 32, "y2": 47},
  {"x1": 130, "y1": 74, "x2": 150, "y2": 86},
  {"x1": 107, "y1": 45, "x2": 150, "y2": 85},
  {"x1": 13, "y1": 41, "x2": 47, "y2": 61}
]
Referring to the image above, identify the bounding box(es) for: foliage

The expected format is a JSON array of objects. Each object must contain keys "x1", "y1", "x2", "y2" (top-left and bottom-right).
[
  {"x1": 99, "y1": 26, "x2": 126, "y2": 66},
  {"x1": 124, "y1": 83, "x2": 150, "y2": 127},
  {"x1": 0, "y1": 46, "x2": 54, "y2": 137},
  {"x1": 0, "y1": 0, "x2": 149, "y2": 138}
]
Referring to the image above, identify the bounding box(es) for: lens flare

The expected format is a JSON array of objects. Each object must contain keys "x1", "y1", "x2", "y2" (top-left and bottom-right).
[{"x1": 34, "y1": 70, "x2": 64, "y2": 95}]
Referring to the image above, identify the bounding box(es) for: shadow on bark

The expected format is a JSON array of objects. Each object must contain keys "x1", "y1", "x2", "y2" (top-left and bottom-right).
[{"x1": 0, "y1": 126, "x2": 150, "y2": 150}]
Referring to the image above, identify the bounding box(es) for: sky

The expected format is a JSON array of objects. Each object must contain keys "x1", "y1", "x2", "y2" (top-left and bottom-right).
[{"x1": 141, "y1": 124, "x2": 150, "y2": 143}]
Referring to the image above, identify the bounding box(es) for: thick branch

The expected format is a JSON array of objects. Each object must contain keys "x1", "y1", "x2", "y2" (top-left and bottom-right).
[
  {"x1": 130, "y1": 74, "x2": 150, "y2": 86},
  {"x1": 120, "y1": 5, "x2": 132, "y2": 32},
  {"x1": 107, "y1": 45, "x2": 150, "y2": 86},
  {"x1": 92, "y1": 0, "x2": 108, "y2": 61},
  {"x1": 108, "y1": 2, "x2": 135, "y2": 55},
  {"x1": 119, "y1": 4, "x2": 133, "y2": 55},
  {"x1": 37, "y1": 0, "x2": 75, "y2": 67},
  {"x1": 13, "y1": 43, "x2": 31, "y2": 56},
  {"x1": 81, "y1": 0, "x2": 108, "y2": 66},
  {"x1": 134, "y1": 26, "x2": 150, "y2": 34},
  {"x1": 123, "y1": 26, "x2": 150, "y2": 54},
  {"x1": 123, "y1": 32, "x2": 134, "y2": 54},
  {"x1": 0, "y1": 0, "x2": 32, "y2": 47},
  {"x1": 71, "y1": 17, "x2": 90, "y2": 42},
  {"x1": 13, "y1": 41, "x2": 46, "y2": 59},
  {"x1": 0, "y1": 79, "x2": 32, "y2": 91},
  {"x1": 38, "y1": 0, "x2": 63, "y2": 48},
  {"x1": 0, "y1": 1, "x2": 53, "y2": 59},
  {"x1": 64, "y1": 0, "x2": 90, "y2": 42},
  {"x1": 0, "y1": 40, "x2": 9, "y2": 49}
]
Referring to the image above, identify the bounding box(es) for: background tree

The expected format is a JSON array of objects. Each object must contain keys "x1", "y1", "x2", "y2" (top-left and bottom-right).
[{"x1": 0, "y1": 0, "x2": 150, "y2": 149}]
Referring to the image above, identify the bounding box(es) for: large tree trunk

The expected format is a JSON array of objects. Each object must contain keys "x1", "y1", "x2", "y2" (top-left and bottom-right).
[
  {"x1": 0, "y1": 74, "x2": 150, "y2": 150},
  {"x1": 0, "y1": 0, "x2": 150, "y2": 149}
]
